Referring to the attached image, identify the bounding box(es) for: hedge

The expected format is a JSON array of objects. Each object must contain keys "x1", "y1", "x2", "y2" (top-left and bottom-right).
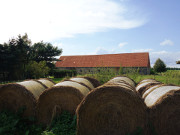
[{"x1": 53, "y1": 70, "x2": 77, "y2": 78}]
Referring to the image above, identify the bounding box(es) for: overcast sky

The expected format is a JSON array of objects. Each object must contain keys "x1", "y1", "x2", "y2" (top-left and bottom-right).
[{"x1": 0, "y1": 0, "x2": 180, "y2": 67}]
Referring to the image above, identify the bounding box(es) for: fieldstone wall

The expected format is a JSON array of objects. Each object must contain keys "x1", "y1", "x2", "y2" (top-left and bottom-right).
[{"x1": 57, "y1": 67, "x2": 150, "y2": 75}]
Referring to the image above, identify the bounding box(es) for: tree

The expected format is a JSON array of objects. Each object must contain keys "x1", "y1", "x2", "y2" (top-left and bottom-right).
[
  {"x1": 31, "y1": 41, "x2": 62, "y2": 62},
  {"x1": 31, "y1": 41, "x2": 62, "y2": 73},
  {"x1": 25, "y1": 61, "x2": 50, "y2": 79},
  {"x1": 0, "y1": 34, "x2": 62, "y2": 81},
  {"x1": 153, "y1": 58, "x2": 166, "y2": 73},
  {"x1": 7, "y1": 34, "x2": 32, "y2": 80}
]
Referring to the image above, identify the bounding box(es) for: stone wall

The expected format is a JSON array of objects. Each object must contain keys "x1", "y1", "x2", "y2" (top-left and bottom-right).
[{"x1": 57, "y1": 67, "x2": 150, "y2": 75}]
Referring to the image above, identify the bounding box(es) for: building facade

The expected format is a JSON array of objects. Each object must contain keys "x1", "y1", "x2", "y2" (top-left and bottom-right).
[{"x1": 55, "y1": 52, "x2": 151, "y2": 75}]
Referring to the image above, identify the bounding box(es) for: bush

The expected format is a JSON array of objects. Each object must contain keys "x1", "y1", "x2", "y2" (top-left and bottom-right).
[
  {"x1": 153, "y1": 58, "x2": 166, "y2": 73},
  {"x1": 48, "y1": 111, "x2": 76, "y2": 135},
  {"x1": 53, "y1": 70, "x2": 77, "y2": 78},
  {"x1": 0, "y1": 109, "x2": 43, "y2": 135},
  {"x1": 150, "y1": 68, "x2": 156, "y2": 75},
  {"x1": 25, "y1": 61, "x2": 50, "y2": 79}
]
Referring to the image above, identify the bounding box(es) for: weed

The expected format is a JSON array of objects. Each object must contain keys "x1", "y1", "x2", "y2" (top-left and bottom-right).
[
  {"x1": 0, "y1": 109, "x2": 43, "y2": 135},
  {"x1": 48, "y1": 111, "x2": 76, "y2": 135}
]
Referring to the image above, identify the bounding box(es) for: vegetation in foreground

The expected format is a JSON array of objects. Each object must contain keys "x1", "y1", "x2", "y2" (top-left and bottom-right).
[
  {"x1": 0, "y1": 109, "x2": 151, "y2": 135},
  {"x1": 0, "y1": 110, "x2": 76, "y2": 135},
  {"x1": 0, "y1": 69, "x2": 179, "y2": 135}
]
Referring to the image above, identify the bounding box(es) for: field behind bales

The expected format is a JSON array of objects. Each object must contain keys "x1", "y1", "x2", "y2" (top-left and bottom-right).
[
  {"x1": 0, "y1": 69, "x2": 179, "y2": 135},
  {"x1": 84, "y1": 69, "x2": 180, "y2": 86}
]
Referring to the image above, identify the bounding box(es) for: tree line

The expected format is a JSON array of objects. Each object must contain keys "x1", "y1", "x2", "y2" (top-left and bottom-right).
[{"x1": 0, "y1": 34, "x2": 62, "y2": 81}]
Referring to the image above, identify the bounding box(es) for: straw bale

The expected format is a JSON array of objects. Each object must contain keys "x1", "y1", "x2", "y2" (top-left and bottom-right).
[
  {"x1": 83, "y1": 77, "x2": 101, "y2": 88},
  {"x1": 109, "y1": 76, "x2": 136, "y2": 88},
  {"x1": 142, "y1": 84, "x2": 163, "y2": 99},
  {"x1": 136, "y1": 80, "x2": 161, "y2": 96},
  {"x1": 66, "y1": 80, "x2": 91, "y2": 91},
  {"x1": 37, "y1": 81, "x2": 90, "y2": 125},
  {"x1": 139, "y1": 79, "x2": 156, "y2": 83},
  {"x1": 37, "y1": 78, "x2": 55, "y2": 88},
  {"x1": 76, "y1": 85, "x2": 148, "y2": 135},
  {"x1": 105, "y1": 81, "x2": 135, "y2": 91},
  {"x1": 0, "y1": 80, "x2": 47, "y2": 117},
  {"x1": 69, "y1": 77, "x2": 94, "y2": 90},
  {"x1": 144, "y1": 85, "x2": 180, "y2": 135}
]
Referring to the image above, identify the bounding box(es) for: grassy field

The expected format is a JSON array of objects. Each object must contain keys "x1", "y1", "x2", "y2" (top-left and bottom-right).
[
  {"x1": 82, "y1": 69, "x2": 180, "y2": 86},
  {"x1": 0, "y1": 70, "x2": 179, "y2": 135}
]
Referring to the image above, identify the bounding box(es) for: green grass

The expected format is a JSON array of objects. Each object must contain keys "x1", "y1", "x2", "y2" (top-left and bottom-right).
[
  {"x1": 0, "y1": 109, "x2": 76, "y2": 135},
  {"x1": 0, "y1": 109, "x2": 43, "y2": 135},
  {"x1": 84, "y1": 69, "x2": 180, "y2": 86},
  {"x1": 51, "y1": 77, "x2": 64, "y2": 83},
  {"x1": 127, "y1": 70, "x2": 180, "y2": 85}
]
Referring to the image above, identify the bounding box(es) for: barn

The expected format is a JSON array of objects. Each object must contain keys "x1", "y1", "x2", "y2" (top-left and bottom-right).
[{"x1": 55, "y1": 52, "x2": 151, "y2": 75}]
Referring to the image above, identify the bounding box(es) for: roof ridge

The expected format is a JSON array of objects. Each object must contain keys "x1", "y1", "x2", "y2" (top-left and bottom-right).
[{"x1": 60, "y1": 52, "x2": 149, "y2": 57}]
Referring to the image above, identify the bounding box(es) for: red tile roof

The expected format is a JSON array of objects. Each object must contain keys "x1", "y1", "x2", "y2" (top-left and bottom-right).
[{"x1": 55, "y1": 52, "x2": 150, "y2": 68}]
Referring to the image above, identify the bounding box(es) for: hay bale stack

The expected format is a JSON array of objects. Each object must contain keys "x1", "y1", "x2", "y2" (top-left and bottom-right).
[
  {"x1": 37, "y1": 81, "x2": 90, "y2": 125},
  {"x1": 76, "y1": 80, "x2": 147, "y2": 135},
  {"x1": 69, "y1": 77, "x2": 95, "y2": 90},
  {"x1": 136, "y1": 79, "x2": 161, "y2": 96},
  {"x1": 144, "y1": 85, "x2": 180, "y2": 135},
  {"x1": 0, "y1": 80, "x2": 47, "y2": 117},
  {"x1": 37, "y1": 78, "x2": 56, "y2": 88},
  {"x1": 83, "y1": 77, "x2": 101, "y2": 88},
  {"x1": 107, "y1": 76, "x2": 135, "y2": 88},
  {"x1": 106, "y1": 76, "x2": 135, "y2": 90}
]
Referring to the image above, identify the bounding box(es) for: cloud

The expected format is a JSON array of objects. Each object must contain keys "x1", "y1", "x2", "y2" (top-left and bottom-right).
[
  {"x1": 150, "y1": 51, "x2": 180, "y2": 68},
  {"x1": 53, "y1": 42, "x2": 63, "y2": 48},
  {"x1": 0, "y1": 0, "x2": 147, "y2": 43},
  {"x1": 89, "y1": 47, "x2": 180, "y2": 68},
  {"x1": 118, "y1": 42, "x2": 128, "y2": 48},
  {"x1": 160, "y1": 39, "x2": 174, "y2": 46},
  {"x1": 131, "y1": 49, "x2": 180, "y2": 67},
  {"x1": 132, "y1": 48, "x2": 153, "y2": 52},
  {"x1": 92, "y1": 47, "x2": 116, "y2": 55},
  {"x1": 151, "y1": 51, "x2": 168, "y2": 54}
]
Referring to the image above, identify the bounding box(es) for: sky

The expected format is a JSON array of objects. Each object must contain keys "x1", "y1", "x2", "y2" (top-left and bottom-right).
[{"x1": 0, "y1": 0, "x2": 180, "y2": 67}]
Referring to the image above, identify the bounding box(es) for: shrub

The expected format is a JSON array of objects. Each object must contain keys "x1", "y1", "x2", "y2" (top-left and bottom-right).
[
  {"x1": 25, "y1": 61, "x2": 50, "y2": 79},
  {"x1": 48, "y1": 111, "x2": 76, "y2": 135},
  {"x1": 0, "y1": 109, "x2": 43, "y2": 135},
  {"x1": 150, "y1": 68, "x2": 156, "y2": 75},
  {"x1": 53, "y1": 70, "x2": 77, "y2": 78},
  {"x1": 153, "y1": 58, "x2": 166, "y2": 73}
]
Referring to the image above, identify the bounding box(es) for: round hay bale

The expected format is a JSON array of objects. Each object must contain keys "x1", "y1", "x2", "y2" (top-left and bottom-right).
[
  {"x1": 0, "y1": 80, "x2": 47, "y2": 117},
  {"x1": 63, "y1": 78, "x2": 92, "y2": 90},
  {"x1": 69, "y1": 77, "x2": 94, "y2": 90},
  {"x1": 139, "y1": 79, "x2": 156, "y2": 83},
  {"x1": 136, "y1": 80, "x2": 161, "y2": 96},
  {"x1": 76, "y1": 85, "x2": 148, "y2": 135},
  {"x1": 144, "y1": 85, "x2": 180, "y2": 135},
  {"x1": 105, "y1": 81, "x2": 135, "y2": 91},
  {"x1": 83, "y1": 77, "x2": 101, "y2": 88},
  {"x1": 37, "y1": 78, "x2": 56, "y2": 88},
  {"x1": 142, "y1": 84, "x2": 163, "y2": 99},
  {"x1": 108, "y1": 76, "x2": 136, "y2": 88},
  {"x1": 37, "y1": 81, "x2": 90, "y2": 125}
]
